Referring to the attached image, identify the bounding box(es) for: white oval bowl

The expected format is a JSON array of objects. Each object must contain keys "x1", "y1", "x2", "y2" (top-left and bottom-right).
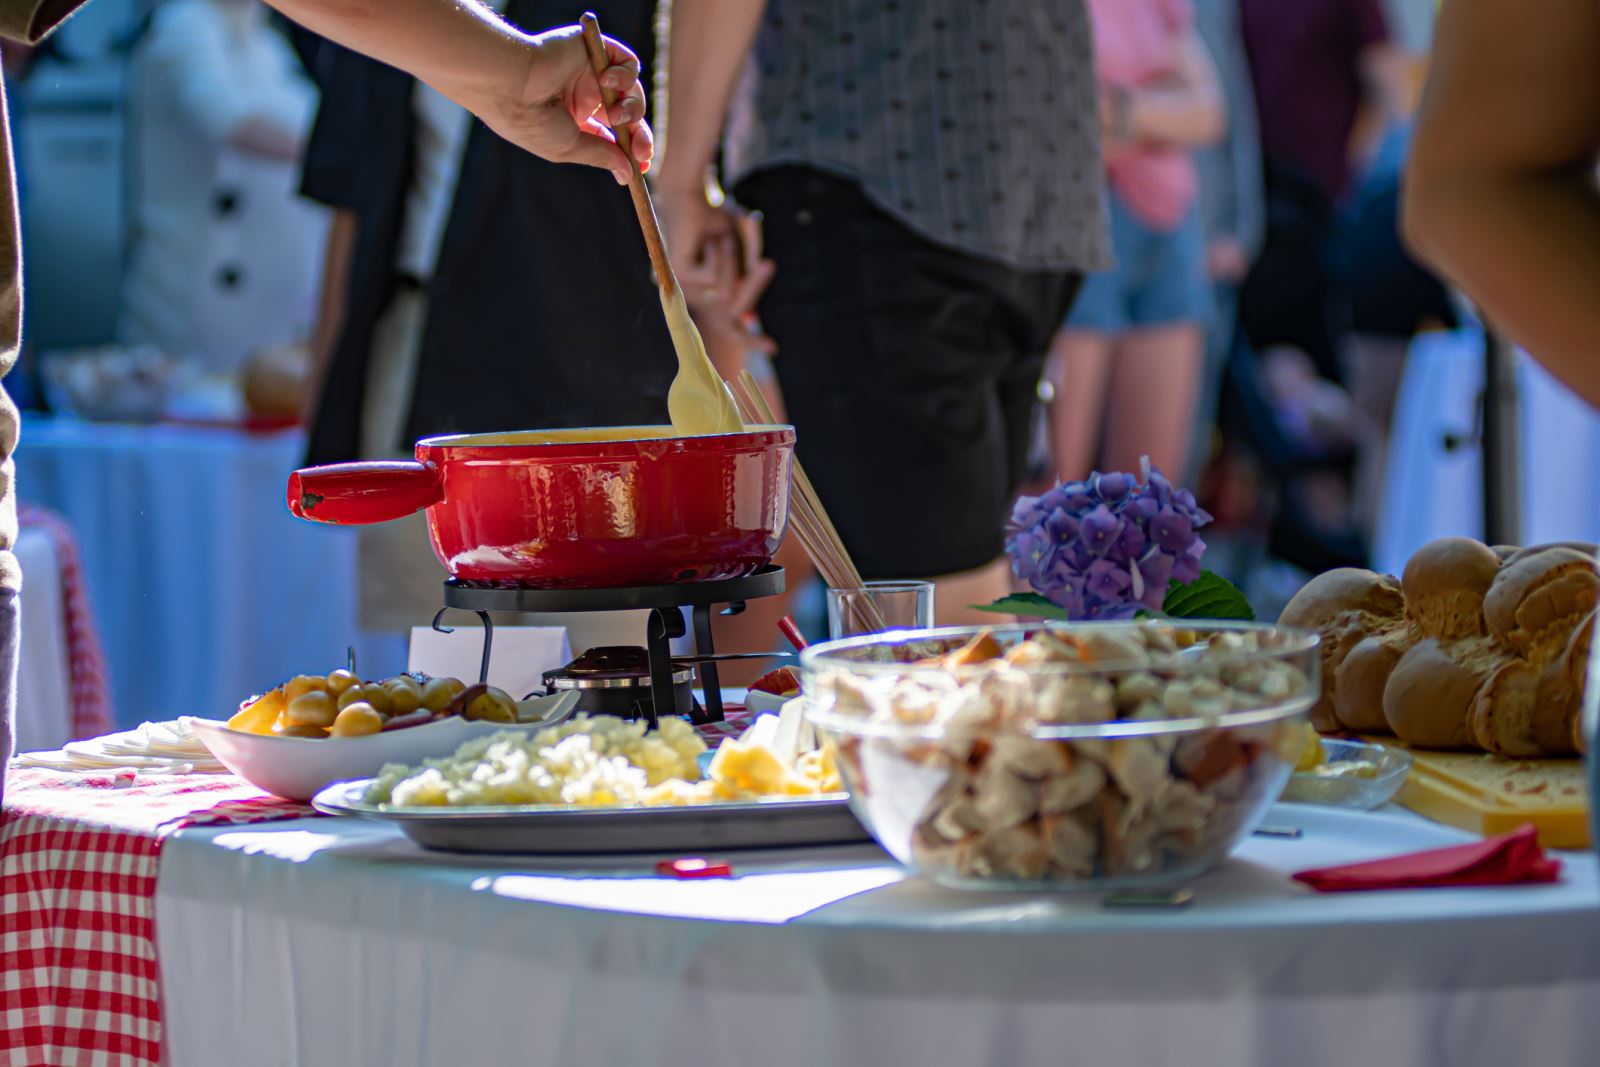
[{"x1": 185, "y1": 692, "x2": 579, "y2": 801}]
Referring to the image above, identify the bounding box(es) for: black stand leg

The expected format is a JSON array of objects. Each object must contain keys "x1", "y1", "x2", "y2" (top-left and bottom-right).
[
  {"x1": 645, "y1": 607, "x2": 685, "y2": 729},
  {"x1": 693, "y1": 604, "x2": 725, "y2": 723},
  {"x1": 475, "y1": 611, "x2": 493, "y2": 685},
  {"x1": 431, "y1": 607, "x2": 494, "y2": 685}
]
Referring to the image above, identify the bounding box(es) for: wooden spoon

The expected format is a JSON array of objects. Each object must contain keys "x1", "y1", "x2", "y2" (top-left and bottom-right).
[{"x1": 578, "y1": 12, "x2": 744, "y2": 437}]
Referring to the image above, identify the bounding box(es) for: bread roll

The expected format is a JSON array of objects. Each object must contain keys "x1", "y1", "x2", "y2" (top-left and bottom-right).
[
  {"x1": 1471, "y1": 660, "x2": 1543, "y2": 757},
  {"x1": 1332, "y1": 633, "x2": 1404, "y2": 732},
  {"x1": 1483, "y1": 547, "x2": 1600, "y2": 659},
  {"x1": 1279, "y1": 569, "x2": 1405, "y2": 732},
  {"x1": 1401, "y1": 537, "x2": 1499, "y2": 639},
  {"x1": 1498, "y1": 542, "x2": 1599, "y2": 569},
  {"x1": 1383, "y1": 637, "x2": 1497, "y2": 748},
  {"x1": 1528, "y1": 608, "x2": 1595, "y2": 756}
]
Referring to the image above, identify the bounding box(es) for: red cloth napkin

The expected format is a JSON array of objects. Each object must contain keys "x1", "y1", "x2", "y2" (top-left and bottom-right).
[{"x1": 1292, "y1": 824, "x2": 1563, "y2": 892}]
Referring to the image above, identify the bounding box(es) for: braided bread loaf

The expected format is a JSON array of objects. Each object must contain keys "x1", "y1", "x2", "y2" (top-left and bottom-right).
[{"x1": 1279, "y1": 537, "x2": 1597, "y2": 756}]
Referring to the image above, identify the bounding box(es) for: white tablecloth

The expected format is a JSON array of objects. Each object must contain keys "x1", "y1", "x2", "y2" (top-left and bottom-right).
[
  {"x1": 1375, "y1": 329, "x2": 1600, "y2": 575},
  {"x1": 156, "y1": 804, "x2": 1600, "y2": 1067},
  {"x1": 13, "y1": 525, "x2": 72, "y2": 751},
  {"x1": 13, "y1": 417, "x2": 363, "y2": 726}
]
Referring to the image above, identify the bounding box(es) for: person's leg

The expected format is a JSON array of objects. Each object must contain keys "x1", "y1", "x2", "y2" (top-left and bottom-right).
[
  {"x1": 1101, "y1": 323, "x2": 1205, "y2": 477},
  {"x1": 1101, "y1": 203, "x2": 1210, "y2": 478},
  {"x1": 1047, "y1": 330, "x2": 1115, "y2": 481}
]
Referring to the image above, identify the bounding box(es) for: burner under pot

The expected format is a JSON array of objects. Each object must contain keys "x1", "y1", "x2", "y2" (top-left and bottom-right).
[{"x1": 542, "y1": 646, "x2": 695, "y2": 721}]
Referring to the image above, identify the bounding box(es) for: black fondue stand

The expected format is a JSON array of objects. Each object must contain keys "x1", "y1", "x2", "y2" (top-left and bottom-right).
[{"x1": 432, "y1": 565, "x2": 786, "y2": 728}]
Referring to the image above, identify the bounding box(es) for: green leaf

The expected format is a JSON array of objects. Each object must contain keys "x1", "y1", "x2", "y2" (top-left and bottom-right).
[
  {"x1": 974, "y1": 572, "x2": 1255, "y2": 624},
  {"x1": 971, "y1": 593, "x2": 1075, "y2": 621},
  {"x1": 1162, "y1": 571, "x2": 1255, "y2": 621}
]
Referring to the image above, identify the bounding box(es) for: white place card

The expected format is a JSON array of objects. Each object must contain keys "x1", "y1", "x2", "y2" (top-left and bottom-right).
[{"x1": 407, "y1": 625, "x2": 572, "y2": 700}]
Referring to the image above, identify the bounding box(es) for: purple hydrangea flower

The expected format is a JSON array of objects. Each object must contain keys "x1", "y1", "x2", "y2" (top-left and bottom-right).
[
  {"x1": 1086, "y1": 559, "x2": 1131, "y2": 601},
  {"x1": 1095, "y1": 471, "x2": 1133, "y2": 502},
  {"x1": 1044, "y1": 508, "x2": 1080, "y2": 544},
  {"x1": 1004, "y1": 457, "x2": 1212, "y2": 620},
  {"x1": 1149, "y1": 507, "x2": 1193, "y2": 554},
  {"x1": 1078, "y1": 505, "x2": 1123, "y2": 555}
]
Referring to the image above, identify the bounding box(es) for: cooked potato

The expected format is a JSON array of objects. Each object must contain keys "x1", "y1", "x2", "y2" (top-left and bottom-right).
[
  {"x1": 330, "y1": 703, "x2": 384, "y2": 737},
  {"x1": 283, "y1": 675, "x2": 328, "y2": 702},
  {"x1": 285, "y1": 690, "x2": 337, "y2": 729},
  {"x1": 325, "y1": 669, "x2": 360, "y2": 696},
  {"x1": 463, "y1": 685, "x2": 517, "y2": 723}
]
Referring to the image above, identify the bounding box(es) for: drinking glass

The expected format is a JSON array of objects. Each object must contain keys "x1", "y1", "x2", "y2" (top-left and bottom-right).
[{"x1": 826, "y1": 580, "x2": 935, "y2": 639}]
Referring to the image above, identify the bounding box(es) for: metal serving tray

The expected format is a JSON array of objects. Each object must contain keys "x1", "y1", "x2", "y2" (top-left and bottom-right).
[{"x1": 312, "y1": 779, "x2": 871, "y2": 854}]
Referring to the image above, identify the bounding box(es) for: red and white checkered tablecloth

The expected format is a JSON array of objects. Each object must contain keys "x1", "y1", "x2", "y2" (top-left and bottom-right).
[
  {"x1": 17, "y1": 506, "x2": 114, "y2": 741},
  {"x1": 0, "y1": 769, "x2": 315, "y2": 1067},
  {"x1": 0, "y1": 710, "x2": 752, "y2": 1065}
]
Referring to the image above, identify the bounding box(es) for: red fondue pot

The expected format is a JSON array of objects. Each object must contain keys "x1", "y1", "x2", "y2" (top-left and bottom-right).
[{"x1": 287, "y1": 425, "x2": 795, "y2": 588}]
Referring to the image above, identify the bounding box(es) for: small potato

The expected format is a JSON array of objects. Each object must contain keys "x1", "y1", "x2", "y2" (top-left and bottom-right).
[
  {"x1": 285, "y1": 690, "x2": 337, "y2": 728},
  {"x1": 336, "y1": 686, "x2": 368, "y2": 712},
  {"x1": 357, "y1": 684, "x2": 394, "y2": 716},
  {"x1": 384, "y1": 676, "x2": 423, "y2": 714},
  {"x1": 463, "y1": 685, "x2": 517, "y2": 723},
  {"x1": 420, "y1": 676, "x2": 461, "y2": 713},
  {"x1": 274, "y1": 721, "x2": 329, "y2": 739},
  {"x1": 325, "y1": 669, "x2": 360, "y2": 696},
  {"x1": 330, "y1": 703, "x2": 384, "y2": 737},
  {"x1": 283, "y1": 674, "x2": 328, "y2": 702}
]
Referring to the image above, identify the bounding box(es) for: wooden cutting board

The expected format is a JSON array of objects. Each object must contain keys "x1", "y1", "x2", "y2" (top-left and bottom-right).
[{"x1": 1360, "y1": 737, "x2": 1590, "y2": 848}]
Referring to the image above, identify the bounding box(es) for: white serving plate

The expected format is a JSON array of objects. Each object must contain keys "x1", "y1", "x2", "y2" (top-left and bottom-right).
[
  {"x1": 312, "y1": 778, "x2": 871, "y2": 854},
  {"x1": 185, "y1": 691, "x2": 580, "y2": 802}
]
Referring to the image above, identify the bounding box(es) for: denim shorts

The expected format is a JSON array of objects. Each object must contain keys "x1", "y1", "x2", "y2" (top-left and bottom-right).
[{"x1": 1065, "y1": 191, "x2": 1210, "y2": 333}]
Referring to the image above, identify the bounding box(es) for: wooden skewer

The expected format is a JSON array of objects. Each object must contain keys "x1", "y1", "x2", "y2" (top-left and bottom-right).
[
  {"x1": 729, "y1": 373, "x2": 887, "y2": 633},
  {"x1": 578, "y1": 12, "x2": 742, "y2": 435}
]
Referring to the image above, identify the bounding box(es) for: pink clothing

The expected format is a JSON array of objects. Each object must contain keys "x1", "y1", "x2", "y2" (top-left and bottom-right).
[{"x1": 1087, "y1": 0, "x2": 1199, "y2": 230}]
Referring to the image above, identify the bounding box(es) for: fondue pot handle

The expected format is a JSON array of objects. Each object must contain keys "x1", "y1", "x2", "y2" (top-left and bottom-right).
[{"x1": 287, "y1": 460, "x2": 445, "y2": 524}]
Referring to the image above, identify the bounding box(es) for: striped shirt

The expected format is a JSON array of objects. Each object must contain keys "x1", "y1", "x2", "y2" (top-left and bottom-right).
[{"x1": 724, "y1": 0, "x2": 1111, "y2": 272}]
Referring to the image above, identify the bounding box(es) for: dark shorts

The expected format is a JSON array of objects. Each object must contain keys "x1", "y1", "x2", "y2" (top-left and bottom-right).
[{"x1": 736, "y1": 167, "x2": 1081, "y2": 579}]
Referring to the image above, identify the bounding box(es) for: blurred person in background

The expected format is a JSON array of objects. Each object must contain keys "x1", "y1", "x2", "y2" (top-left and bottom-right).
[
  {"x1": 1048, "y1": 0, "x2": 1224, "y2": 483},
  {"x1": 0, "y1": 0, "x2": 654, "y2": 807},
  {"x1": 1187, "y1": 0, "x2": 1262, "y2": 486},
  {"x1": 1237, "y1": 0, "x2": 1410, "y2": 381},
  {"x1": 656, "y1": 1, "x2": 1109, "y2": 625},
  {"x1": 1230, "y1": 0, "x2": 1411, "y2": 574},
  {"x1": 1340, "y1": 0, "x2": 1452, "y2": 544},
  {"x1": 118, "y1": 0, "x2": 328, "y2": 376}
]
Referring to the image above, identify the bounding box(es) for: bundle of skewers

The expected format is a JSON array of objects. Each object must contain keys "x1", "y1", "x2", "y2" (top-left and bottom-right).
[{"x1": 728, "y1": 371, "x2": 888, "y2": 635}]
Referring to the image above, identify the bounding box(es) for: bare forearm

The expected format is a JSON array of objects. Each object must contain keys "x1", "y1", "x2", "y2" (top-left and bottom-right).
[
  {"x1": 1403, "y1": 0, "x2": 1600, "y2": 406},
  {"x1": 264, "y1": 0, "x2": 536, "y2": 118},
  {"x1": 1128, "y1": 37, "x2": 1224, "y2": 149},
  {"x1": 1129, "y1": 87, "x2": 1224, "y2": 147},
  {"x1": 1405, "y1": 168, "x2": 1600, "y2": 407},
  {"x1": 656, "y1": 0, "x2": 766, "y2": 193}
]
